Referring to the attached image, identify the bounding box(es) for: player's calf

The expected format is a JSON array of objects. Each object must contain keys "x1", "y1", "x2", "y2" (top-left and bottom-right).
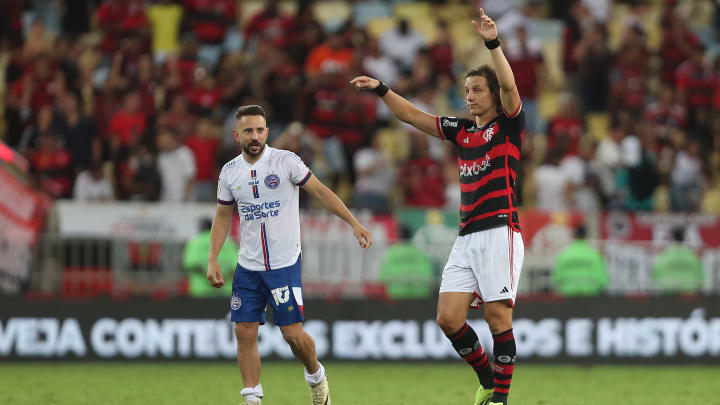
[{"x1": 446, "y1": 322, "x2": 494, "y2": 389}]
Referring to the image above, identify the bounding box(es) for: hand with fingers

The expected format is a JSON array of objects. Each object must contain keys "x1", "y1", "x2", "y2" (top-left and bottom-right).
[
  {"x1": 349, "y1": 76, "x2": 380, "y2": 91},
  {"x1": 472, "y1": 8, "x2": 498, "y2": 41},
  {"x1": 352, "y1": 223, "x2": 373, "y2": 249},
  {"x1": 206, "y1": 259, "x2": 225, "y2": 288}
]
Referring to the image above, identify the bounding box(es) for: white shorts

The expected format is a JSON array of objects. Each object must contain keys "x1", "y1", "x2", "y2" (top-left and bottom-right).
[{"x1": 439, "y1": 226, "x2": 524, "y2": 307}]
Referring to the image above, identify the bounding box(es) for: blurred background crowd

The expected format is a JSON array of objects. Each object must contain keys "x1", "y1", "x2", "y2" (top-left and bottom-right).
[{"x1": 2, "y1": 0, "x2": 720, "y2": 214}]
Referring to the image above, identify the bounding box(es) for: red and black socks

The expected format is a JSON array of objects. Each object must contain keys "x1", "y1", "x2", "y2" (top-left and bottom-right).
[
  {"x1": 447, "y1": 322, "x2": 494, "y2": 389},
  {"x1": 492, "y1": 328, "x2": 516, "y2": 404}
]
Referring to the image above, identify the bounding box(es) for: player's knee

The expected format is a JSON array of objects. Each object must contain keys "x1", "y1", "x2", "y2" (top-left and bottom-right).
[
  {"x1": 436, "y1": 313, "x2": 464, "y2": 335},
  {"x1": 234, "y1": 323, "x2": 257, "y2": 343},
  {"x1": 484, "y1": 313, "x2": 511, "y2": 334}
]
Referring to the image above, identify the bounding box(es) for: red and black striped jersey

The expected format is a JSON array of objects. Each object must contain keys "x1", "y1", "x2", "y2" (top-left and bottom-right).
[{"x1": 435, "y1": 104, "x2": 524, "y2": 236}]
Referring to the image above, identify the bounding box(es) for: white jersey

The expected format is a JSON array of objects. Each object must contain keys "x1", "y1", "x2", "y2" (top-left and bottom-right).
[{"x1": 217, "y1": 147, "x2": 311, "y2": 271}]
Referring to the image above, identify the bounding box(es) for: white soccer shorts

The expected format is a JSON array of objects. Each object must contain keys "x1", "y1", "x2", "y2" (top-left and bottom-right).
[{"x1": 439, "y1": 226, "x2": 524, "y2": 307}]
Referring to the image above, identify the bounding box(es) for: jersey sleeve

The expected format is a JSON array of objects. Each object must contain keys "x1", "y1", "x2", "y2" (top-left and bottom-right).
[
  {"x1": 436, "y1": 116, "x2": 473, "y2": 148},
  {"x1": 501, "y1": 102, "x2": 526, "y2": 146},
  {"x1": 283, "y1": 151, "x2": 312, "y2": 186},
  {"x1": 217, "y1": 166, "x2": 234, "y2": 205}
]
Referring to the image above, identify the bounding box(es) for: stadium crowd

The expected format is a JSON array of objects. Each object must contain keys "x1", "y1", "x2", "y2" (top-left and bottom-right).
[{"x1": 1, "y1": 0, "x2": 720, "y2": 214}]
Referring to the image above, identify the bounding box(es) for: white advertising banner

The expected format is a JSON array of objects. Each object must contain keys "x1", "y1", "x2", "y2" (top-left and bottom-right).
[{"x1": 56, "y1": 201, "x2": 218, "y2": 240}]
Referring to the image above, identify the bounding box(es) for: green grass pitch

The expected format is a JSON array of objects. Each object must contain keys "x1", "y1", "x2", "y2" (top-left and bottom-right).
[{"x1": 1, "y1": 362, "x2": 719, "y2": 404}]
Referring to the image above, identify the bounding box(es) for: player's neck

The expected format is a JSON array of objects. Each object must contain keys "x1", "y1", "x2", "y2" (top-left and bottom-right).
[
  {"x1": 475, "y1": 110, "x2": 498, "y2": 128},
  {"x1": 242, "y1": 147, "x2": 266, "y2": 165}
]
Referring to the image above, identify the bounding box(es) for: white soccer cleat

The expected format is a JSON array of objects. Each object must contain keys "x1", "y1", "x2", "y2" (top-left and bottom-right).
[
  {"x1": 310, "y1": 375, "x2": 331, "y2": 405},
  {"x1": 240, "y1": 400, "x2": 261, "y2": 405}
]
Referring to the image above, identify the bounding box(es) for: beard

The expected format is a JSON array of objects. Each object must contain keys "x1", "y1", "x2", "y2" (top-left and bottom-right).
[{"x1": 243, "y1": 141, "x2": 266, "y2": 156}]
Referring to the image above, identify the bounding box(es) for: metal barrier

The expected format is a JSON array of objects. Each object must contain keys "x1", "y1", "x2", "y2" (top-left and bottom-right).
[{"x1": 28, "y1": 235, "x2": 720, "y2": 297}]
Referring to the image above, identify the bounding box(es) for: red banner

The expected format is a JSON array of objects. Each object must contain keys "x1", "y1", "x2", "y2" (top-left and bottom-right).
[
  {"x1": 518, "y1": 210, "x2": 586, "y2": 254},
  {"x1": 0, "y1": 165, "x2": 52, "y2": 292},
  {"x1": 602, "y1": 212, "x2": 720, "y2": 248}
]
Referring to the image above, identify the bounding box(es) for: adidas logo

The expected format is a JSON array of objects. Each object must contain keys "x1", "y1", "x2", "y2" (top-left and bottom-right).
[{"x1": 500, "y1": 286, "x2": 509, "y2": 294}]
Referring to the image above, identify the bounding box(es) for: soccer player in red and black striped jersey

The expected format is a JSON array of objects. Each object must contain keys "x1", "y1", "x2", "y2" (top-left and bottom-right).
[{"x1": 352, "y1": 10, "x2": 523, "y2": 405}]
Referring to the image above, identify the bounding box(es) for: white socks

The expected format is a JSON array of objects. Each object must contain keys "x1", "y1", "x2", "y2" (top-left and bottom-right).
[
  {"x1": 304, "y1": 362, "x2": 326, "y2": 385},
  {"x1": 241, "y1": 384, "x2": 263, "y2": 402}
]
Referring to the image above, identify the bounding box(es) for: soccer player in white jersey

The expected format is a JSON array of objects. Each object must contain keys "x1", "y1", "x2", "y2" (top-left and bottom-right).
[{"x1": 207, "y1": 105, "x2": 372, "y2": 405}]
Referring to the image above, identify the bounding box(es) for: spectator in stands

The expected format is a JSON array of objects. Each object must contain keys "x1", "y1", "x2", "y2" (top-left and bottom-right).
[
  {"x1": 353, "y1": 133, "x2": 394, "y2": 214},
  {"x1": 552, "y1": 224, "x2": 608, "y2": 296},
  {"x1": 670, "y1": 133, "x2": 704, "y2": 212},
  {"x1": 158, "y1": 93, "x2": 197, "y2": 141},
  {"x1": 645, "y1": 85, "x2": 687, "y2": 146},
  {"x1": 659, "y1": 9, "x2": 699, "y2": 85},
  {"x1": 305, "y1": 28, "x2": 354, "y2": 80},
  {"x1": 30, "y1": 133, "x2": 73, "y2": 197},
  {"x1": 184, "y1": 0, "x2": 236, "y2": 68},
  {"x1": 547, "y1": 93, "x2": 583, "y2": 158},
  {"x1": 185, "y1": 118, "x2": 219, "y2": 202},
  {"x1": 429, "y1": 19, "x2": 455, "y2": 79},
  {"x1": 400, "y1": 133, "x2": 445, "y2": 208},
  {"x1": 22, "y1": 19, "x2": 54, "y2": 61},
  {"x1": 9, "y1": 55, "x2": 60, "y2": 120},
  {"x1": 574, "y1": 22, "x2": 610, "y2": 113},
  {"x1": 652, "y1": 226, "x2": 703, "y2": 294},
  {"x1": 614, "y1": 133, "x2": 658, "y2": 211},
  {"x1": 243, "y1": 0, "x2": 294, "y2": 52},
  {"x1": 18, "y1": 105, "x2": 62, "y2": 155},
  {"x1": 377, "y1": 226, "x2": 434, "y2": 299},
  {"x1": 116, "y1": 143, "x2": 161, "y2": 201},
  {"x1": 533, "y1": 148, "x2": 573, "y2": 211},
  {"x1": 609, "y1": 24, "x2": 649, "y2": 116},
  {"x1": 73, "y1": 160, "x2": 113, "y2": 201},
  {"x1": 58, "y1": 93, "x2": 100, "y2": 172},
  {"x1": 185, "y1": 66, "x2": 222, "y2": 117},
  {"x1": 108, "y1": 91, "x2": 147, "y2": 152},
  {"x1": 60, "y1": 0, "x2": 92, "y2": 39},
  {"x1": 147, "y1": 0, "x2": 183, "y2": 65},
  {"x1": 676, "y1": 44, "x2": 715, "y2": 131},
  {"x1": 260, "y1": 48, "x2": 300, "y2": 128},
  {"x1": 182, "y1": 218, "x2": 238, "y2": 297},
  {"x1": 379, "y1": 18, "x2": 426, "y2": 74},
  {"x1": 593, "y1": 127, "x2": 624, "y2": 204},
  {"x1": 96, "y1": 0, "x2": 148, "y2": 56},
  {"x1": 505, "y1": 24, "x2": 545, "y2": 137},
  {"x1": 157, "y1": 130, "x2": 196, "y2": 202},
  {"x1": 362, "y1": 37, "x2": 400, "y2": 89}
]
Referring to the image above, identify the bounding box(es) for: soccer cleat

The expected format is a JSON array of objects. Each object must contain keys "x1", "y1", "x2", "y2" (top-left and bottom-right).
[
  {"x1": 240, "y1": 401, "x2": 261, "y2": 405},
  {"x1": 474, "y1": 387, "x2": 493, "y2": 405},
  {"x1": 310, "y1": 375, "x2": 331, "y2": 405}
]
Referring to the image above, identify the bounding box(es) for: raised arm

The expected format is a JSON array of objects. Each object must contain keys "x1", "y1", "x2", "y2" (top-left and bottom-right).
[
  {"x1": 472, "y1": 10, "x2": 521, "y2": 115},
  {"x1": 301, "y1": 173, "x2": 373, "y2": 249},
  {"x1": 350, "y1": 76, "x2": 441, "y2": 138}
]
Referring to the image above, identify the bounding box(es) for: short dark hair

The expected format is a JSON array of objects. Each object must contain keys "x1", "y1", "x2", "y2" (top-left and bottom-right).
[
  {"x1": 671, "y1": 226, "x2": 685, "y2": 243},
  {"x1": 466, "y1": 65, "x2": 501, "y2": 112},
  {"x1": 574, "y1": 224, "x2": 587, "y2": 239},
  {"x1": 235, "y1": 105, "x2": 267, "y2": 121}
]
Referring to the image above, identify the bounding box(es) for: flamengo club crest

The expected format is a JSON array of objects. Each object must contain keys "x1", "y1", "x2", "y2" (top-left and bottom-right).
[
  {"x1": 264, "y1": 173, "x2": 280, "y2": 189},
  {"x1": 483, "y1": 125, "x2": 495, "y2": 142}
]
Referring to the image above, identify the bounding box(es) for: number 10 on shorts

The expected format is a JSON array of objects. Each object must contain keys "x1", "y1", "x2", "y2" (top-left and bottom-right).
[{"x1": 271, "y1": 286, "x2": 290, "y2": 306}]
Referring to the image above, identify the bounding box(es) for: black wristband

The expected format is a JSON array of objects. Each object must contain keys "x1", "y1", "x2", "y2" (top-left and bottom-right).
[
  {"x1": 373, "y1": 81, "x2": 389, "y2": 97},
  {"x1": 485, "y1": 37, "x2": 501, "y2": 50}
]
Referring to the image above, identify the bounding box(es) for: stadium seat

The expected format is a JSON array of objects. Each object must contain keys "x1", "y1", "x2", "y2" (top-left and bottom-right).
[
  {"x1": 353, "y1": 1, "x2": 393, "y2": 27},
  {"x1": 367, "y1": 17, "x2": 397, "y2": 39},
  {"x1": 314, "y1": 1, "x2": 352, "y2": 32},
  {"x1": 393, "y1": 2, "x2": 432, "y2": 21}
]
